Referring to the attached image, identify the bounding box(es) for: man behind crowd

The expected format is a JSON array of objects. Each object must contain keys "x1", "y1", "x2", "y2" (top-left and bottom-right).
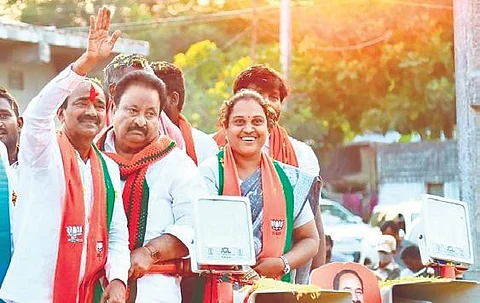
[
  {"x1": 381, "y1": 220, "x2": 413, "y2": 269},
  {"x1": 96, "y1": 69, "x2": 209, "y2": 302},
  {"x1": 150, "y1": 61, "x2": 218, "y2": 165},
  {"x1": 373, "y1": 235, "x2": 401, "y2": 281},
  {"x1": 400, "y1": 245, "x2": 433, "y2": 278},
  {"x1": 0, "y1": 8, "x2": 130, "y2": 303}
]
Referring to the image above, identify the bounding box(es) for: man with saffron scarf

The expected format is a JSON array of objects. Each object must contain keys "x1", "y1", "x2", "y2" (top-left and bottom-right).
[
  {"x1": 96, "y1": 70, "x2": 209, "y2": 302},
  {"x1": 150, "y1": 61, "x2": 218, "y2": 165},
  {"x1": 103, "y1": 54, "x2": 185, "y2": 150},
  {"x1": 0, "y1": 8, "x2": 130, "y2": 303}
]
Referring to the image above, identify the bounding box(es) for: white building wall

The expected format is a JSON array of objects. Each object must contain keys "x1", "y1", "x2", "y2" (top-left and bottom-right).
[
  {"x1": 0, "y1": 62, "x2": 55, "y2": 113},
  {"x1": 379, "y1": 181, "x2": 461, "y2": 205},
  {"x1": 379, "y1": 182, "x2": 426, "y2": 205}
]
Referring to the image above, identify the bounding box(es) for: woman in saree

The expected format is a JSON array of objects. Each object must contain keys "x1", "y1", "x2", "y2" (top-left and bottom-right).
[{"x1": 198, "y1": 89, "x2": 320, "y2": 300}]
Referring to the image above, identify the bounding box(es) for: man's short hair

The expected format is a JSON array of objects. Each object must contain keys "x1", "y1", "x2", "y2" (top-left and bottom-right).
[
  {"x1": 401, "y1": 245, "x2": 421, "y2": 261},
  {"x1": 380, "y1": 220, "x2": 399, "y2": 235},
  {"x1": 333, "y1": 269, "x2": 364, "y2": 290},
  {"x1": 233, "y1": 64, "x2": 289, "y2": 102},
  {"x1": 0, "y1": 87, "x2": 20, "y2": 117},
  {"x1": 150, "y1": 61, "x2": 186, "y2": 111},
  {"x1": 113, "y1": 71, "x2": 167, "y2": 112},
  {"x1": 103, "y1": 53, "x2": 152, "y2": 89}
]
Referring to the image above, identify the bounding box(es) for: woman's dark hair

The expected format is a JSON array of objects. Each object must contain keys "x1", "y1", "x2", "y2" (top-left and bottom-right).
[{"x1": 218, "y1": 89, "x2": 277, "y2": 130}]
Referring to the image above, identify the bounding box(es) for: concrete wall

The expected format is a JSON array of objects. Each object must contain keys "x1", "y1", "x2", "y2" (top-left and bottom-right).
[
  {"x1": 0, "y1": 61, "x2": 55, "y2": 113},
  {"x1": 379, "y1": 181, "x2": 461, "y2": 205}
]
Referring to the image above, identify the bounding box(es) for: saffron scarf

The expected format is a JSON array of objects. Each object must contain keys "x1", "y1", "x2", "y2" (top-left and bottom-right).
[
  {"x1": 178, "y1": 114, "x2": 198, "y2": 165},
  {"x1": 0, "y1": 152, "x2": 10, "y2": 298},
  {"x1": 213, "y1": 124, "x2": 299, "y2": 167},
  {"x1": 199, "y1": 145, "x2": 294, "y2": 303},
  {"x1": 53, "y1": 132, "x2": 111, "y2": 303}
]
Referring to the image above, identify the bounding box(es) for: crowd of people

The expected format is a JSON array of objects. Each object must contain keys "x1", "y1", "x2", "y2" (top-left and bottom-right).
[
  {"x1": 326, "y1": 218, "x2": 432, "y2": 285},
  {"x1": 0, "y1": 8, "x2": 327, "y2": 303}
]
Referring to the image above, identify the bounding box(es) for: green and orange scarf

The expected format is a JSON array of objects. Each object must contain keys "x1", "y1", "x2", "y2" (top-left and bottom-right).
[
  {"x1": 53, "y1": 131, "x2": 115, "y2": 303},
  {"x1": 199, "y1": 145, "x2": 294, "y2": 303}
]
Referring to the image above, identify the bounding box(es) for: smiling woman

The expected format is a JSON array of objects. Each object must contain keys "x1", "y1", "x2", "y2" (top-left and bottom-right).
[{"x1": 198, "y1": 89, "x2": 322, "y2": 301}]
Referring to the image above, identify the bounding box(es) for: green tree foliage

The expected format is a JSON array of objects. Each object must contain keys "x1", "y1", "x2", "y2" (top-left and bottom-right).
[
  {"x1": 4, "y1": 0, "x2": 455, "y2": 148},
  {"x1": 290, "y1": 0, "x2": 454, "y2": 147}
]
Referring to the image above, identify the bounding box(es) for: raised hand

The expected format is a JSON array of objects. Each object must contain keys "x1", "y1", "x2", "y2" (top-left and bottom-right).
[
  {"x1": 86, "y1": 7, "x2": 122, "y2": 61},
  {"x1": 72, "y1": 7, "x2": 122, "y2": 76}
]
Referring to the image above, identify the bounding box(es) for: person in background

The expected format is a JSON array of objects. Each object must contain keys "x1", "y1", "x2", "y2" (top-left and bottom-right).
[
  {"x1": 325, "y1": 235, "x2": 349, "y2": 263},
  {"x1": 150, "y1": 61, "x2": 218, "y2": 165},
  {"x1": 372, "y1": 235, "x2": 401, "y2": 281},
  {"x1": 381, "y1": 220, "x2": 413, "y2": 269},
  {"x1": 400, "y1": 245, "x2": 433, "y2": 278},
  {"x1": 0, "y1": 88, "x2": 22, "y2": 248},
  {"x1": 0, "y1": 88, "x2": 22, "y2": 167}
]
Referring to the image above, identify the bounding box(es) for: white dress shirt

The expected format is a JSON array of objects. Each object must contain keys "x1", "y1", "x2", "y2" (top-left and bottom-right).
[
  {"x1": 191, "y1": 127, "x2": 219, "y2": 165},
  {"x1": 0, "y1": 65, "x2": 130, "y2": 303},
  {"x1": 103, "y1": 129, "x2": 209, "y2": 303},
  {"x1": 263, "y1": 135, "x2": 320, "y2": 176}
]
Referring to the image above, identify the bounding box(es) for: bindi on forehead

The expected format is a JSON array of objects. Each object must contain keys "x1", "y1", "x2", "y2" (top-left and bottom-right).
[{"x1": 89, "y1": 84, "x2": 100, "y2": 103}]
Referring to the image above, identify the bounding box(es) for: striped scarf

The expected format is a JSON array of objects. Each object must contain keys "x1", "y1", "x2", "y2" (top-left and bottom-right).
[{"x1": 97, "y1": 130, "x2": 176, "y2": 251}]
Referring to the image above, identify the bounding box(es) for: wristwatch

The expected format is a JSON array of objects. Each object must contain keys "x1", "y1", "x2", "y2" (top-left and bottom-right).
[{"x1": 280, "y1": 256, "x2": 291, "y2": 275}]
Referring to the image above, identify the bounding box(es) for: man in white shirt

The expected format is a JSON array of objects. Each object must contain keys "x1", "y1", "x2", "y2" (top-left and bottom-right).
[
  {"x1": 0, "y1": 88, "x2": 22, "y2": 168},
  {"x1": 96, "y1": 70, "x2": 209, "y2": 302},
  {"x1": 150, "y1": 61, "x2": 218, "y2": 165},
  {"x1": 103, "y1": 54, "x2": 186, "y2": 150},
  {"x1": 0, "y1": 8, "x2": 130, "y2": 303},
  {"x1": 0, "y1": 88, "x2": 22, "y2": 248}
]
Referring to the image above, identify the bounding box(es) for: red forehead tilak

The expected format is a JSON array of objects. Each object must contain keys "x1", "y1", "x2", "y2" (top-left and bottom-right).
[{"x1": 89, "y1": 84, "x2": 99, "y2": 103}]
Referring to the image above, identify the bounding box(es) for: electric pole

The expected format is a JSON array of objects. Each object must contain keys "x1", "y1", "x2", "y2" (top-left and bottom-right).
[
  {"x1": 251, "y1": 0, "x2": 258, "y2": 63},
  {"x1": 279, "y1": 0, "x2": 291, "y2": 80},
  {"x1": 454, "y1": 0, "x2": 480, "y2": 280}
]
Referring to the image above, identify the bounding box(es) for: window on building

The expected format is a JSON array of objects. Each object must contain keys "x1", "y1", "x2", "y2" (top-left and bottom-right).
[
  {"x1": 8, "y1": 70, "x2": 24, "y2": 90},
  {"x1": 426, "y1": 183, "x2": 444, "y2": 196}
]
